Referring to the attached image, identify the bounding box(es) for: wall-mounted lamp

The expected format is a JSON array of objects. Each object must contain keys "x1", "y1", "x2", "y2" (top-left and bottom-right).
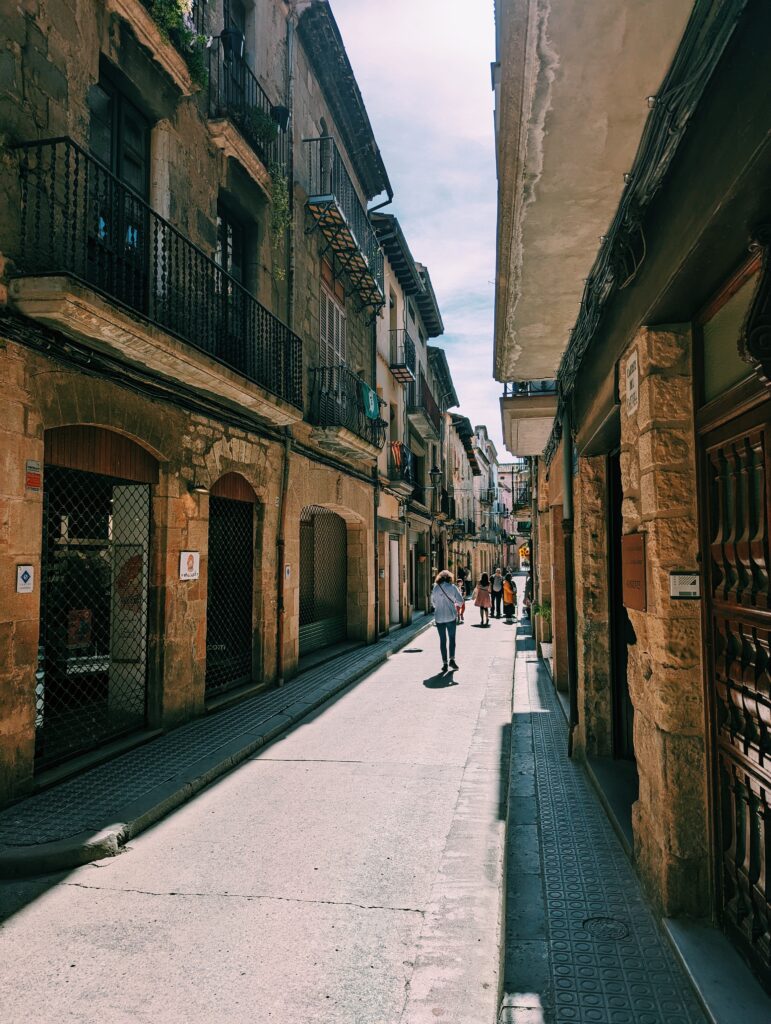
[
  {"x1": 271, "y1": 104, "x2": 290, "y2": 133},
  {"x1": 219, "y1": 25, "x2": 244, "y2": 62},
  {"x1": 189, "y1": 474, "x2": 209, "y2": 495},
  {"x1": 429, "y1": 464, "x2": 442, "y2": 490}
]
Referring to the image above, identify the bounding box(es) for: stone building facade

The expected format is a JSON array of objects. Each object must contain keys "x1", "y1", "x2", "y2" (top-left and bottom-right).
[{"x1": 494, "y1": 0, "x2": 771, "y2": 993}]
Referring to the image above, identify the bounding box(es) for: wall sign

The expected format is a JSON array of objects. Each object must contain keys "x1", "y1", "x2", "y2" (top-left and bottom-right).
[
  {"x1": 621, "y1": 533, "x2": 646, "y2": 611},
  {"x1": 25, "y1": 460, "x2": 42, "y2": 491},
  {"x1": 670, "y1": 572, "x2": 701, "y2": 599},
  {"x1": 626, "y1": 350, "x2": 639, "y2": 416},
  {"x1": 16, "y1": 565, "x2": 34, "y2": 593},
  {"x1": 179, "y1": 551, "x2": 200, "y2": 581}
]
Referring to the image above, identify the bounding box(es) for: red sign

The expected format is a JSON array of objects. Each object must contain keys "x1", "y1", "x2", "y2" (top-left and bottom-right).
[
  {"x1": 25, "y1": 460, "x2": 42, "y2": 490},
  {"x1": 622, "y1": 534, "x2": 646, "y2": 611}
]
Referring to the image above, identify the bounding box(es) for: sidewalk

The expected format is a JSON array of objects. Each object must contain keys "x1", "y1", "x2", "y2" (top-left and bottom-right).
[
  {"x1": 500, "y1": 622, "x2": 707, "y2": 1024},
  {"x1": 0, "y1": 603, "x2": 518, "y2": 1024},
  {"x1": 0, "y1": 616, "x2": 434, "y2": 877}
]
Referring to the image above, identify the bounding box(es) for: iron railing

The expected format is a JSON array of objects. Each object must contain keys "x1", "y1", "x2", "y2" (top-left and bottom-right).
[
  {"x1": 389, "y1": 441, "x2": 416, "y2": 485},
  {"x1": 512, "y1": 485, "x2": 532, "y2": 509},
  {"x1": 502, "y1": 380, "x2": 558, "y2": 397},
  {"x1": 411, "y1": 482, "x2": 428, "y2": 507},
  {"x1": 304, "y1": 136, "x2": 384, "y2": 296},
  {"x1": 388, "y1": 328, "x2": 416, "y2": 382},
  {"x1": 480, "y1": 488, "x2": 498, "y2": 505},
  {"x1": 309, "y1": 363, "x2": 387, "y2": 449},
  {"x1": 14, "y1": 138, "x2": 303, "y2": 408},
  {"x1": 208, "y1": 29, "x2": 288, "y2": 173},
  {"x1": 407, "y1": 371, "x2": 441, "y2": 435},
  {"x1": 465, "y1": 519, "x2": 477, "y2": 536}
]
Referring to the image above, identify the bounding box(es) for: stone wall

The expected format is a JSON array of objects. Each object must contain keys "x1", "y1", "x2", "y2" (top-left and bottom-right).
[
  {"x1": 573, "y1": 455, "x2": 612, "y2": 757},
  {"x1": 619, "y1": 325, "x2": 708, "y2": 915}
]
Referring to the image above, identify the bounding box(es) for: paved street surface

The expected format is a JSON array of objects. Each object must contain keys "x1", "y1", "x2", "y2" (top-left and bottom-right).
[
  {"x1": 501, "y1": 625, "x2": 707, "y2": 1024},
  {"x1": 0, "y1": 608, "x2": 516, "y2": 1024}
]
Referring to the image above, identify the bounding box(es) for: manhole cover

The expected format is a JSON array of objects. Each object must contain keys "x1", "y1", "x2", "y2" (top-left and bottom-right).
[
  {"x1": 403, "y1": 648, "x2": 423, "y2": 653},
  {"x1": 582, "y1": 917, "x2": 630, "y2": 940}
]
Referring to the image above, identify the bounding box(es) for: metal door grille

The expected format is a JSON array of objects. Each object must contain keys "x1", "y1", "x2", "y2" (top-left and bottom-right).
[
  {"x1": 37, "y1": 466, "x2": 150, "y2": 770},
  {"x1": 299, "y1": 505, "x2": 347, "y2": 655},
  {"x1": 205, "y1": 495, "x2": 254, "y2": 697}
]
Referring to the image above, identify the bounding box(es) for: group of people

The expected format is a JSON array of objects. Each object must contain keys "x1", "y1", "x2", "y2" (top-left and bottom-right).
[{"x1": 430, "y1": 567, "x2": 518, "y2": 673}]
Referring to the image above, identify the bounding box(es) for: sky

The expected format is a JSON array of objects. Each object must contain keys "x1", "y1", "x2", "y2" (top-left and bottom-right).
[{"x1": 329, "y1": 0, "x2": 503, "y2": 453}]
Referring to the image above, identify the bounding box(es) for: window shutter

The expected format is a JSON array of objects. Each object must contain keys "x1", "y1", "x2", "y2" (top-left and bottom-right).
[{"x1": 320, "y1": 289, "x2": 330, "y2": 366}]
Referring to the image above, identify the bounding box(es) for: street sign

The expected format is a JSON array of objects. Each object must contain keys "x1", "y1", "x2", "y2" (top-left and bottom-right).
[{"x1": 16, "y1": 565, "x2": 34, "y2": 593}]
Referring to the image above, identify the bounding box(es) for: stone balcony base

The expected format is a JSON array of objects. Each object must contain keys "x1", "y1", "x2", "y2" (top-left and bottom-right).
[
  {"x1": 9, "y1": 275, "x2": 302, "y2": 428},
  {"x1": 309, "y1": 425, "x2": 380, "y2": 462}
]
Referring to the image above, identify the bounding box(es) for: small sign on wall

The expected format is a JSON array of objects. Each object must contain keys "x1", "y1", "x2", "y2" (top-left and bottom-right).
[
  {"x1": 621, "y1": 533, "x2": 646, "y2": 611},
  {"x1": 626, "y1": 350, "x2": 639, "y2": 416},
  {"x1": 670, "y1": 572, "x2": 701, "y2": 599},
  {"x1": 179, "y1": 551, "x2": 200, "y2": 581},
  {"x1": 25, "y1": 460, "x2": 42, "y2": 491},
  {"x1": 16, "y1": 565, "x2": 34, "y2": 593},
  {"x1": 285, "y1": 564, "x2": 291, "y2": 580}
]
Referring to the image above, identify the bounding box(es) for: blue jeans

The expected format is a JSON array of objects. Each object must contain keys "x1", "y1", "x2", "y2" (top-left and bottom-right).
[{"x1": 436, "y1": 620, "x2": 457, "y2": 664}]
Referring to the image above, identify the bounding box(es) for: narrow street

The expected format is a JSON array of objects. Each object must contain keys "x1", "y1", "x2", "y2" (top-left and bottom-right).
[{"x1": 0, "y1": 606, "x2": 516, "y2": 1024}]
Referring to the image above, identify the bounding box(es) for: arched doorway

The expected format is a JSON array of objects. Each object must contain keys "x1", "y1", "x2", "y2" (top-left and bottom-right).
[
  {"x1": 299, "y1": 505, "x2": 347, "y2": 655},
  {"x1": 205, "y1": 473, "x2": 257, "y2": 698},
  {"x1": 37, "y1": 426, "x2": 158, "y2": 769}
]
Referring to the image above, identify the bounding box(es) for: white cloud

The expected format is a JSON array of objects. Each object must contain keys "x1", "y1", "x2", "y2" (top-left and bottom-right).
[{"x1": 330, "y1": 0, "x2": 505, "y2": 451}]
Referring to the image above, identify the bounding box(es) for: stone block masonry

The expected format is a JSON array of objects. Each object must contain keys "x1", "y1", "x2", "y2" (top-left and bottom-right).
[{"x1": 619, "y1": 324, "x2": 709, "y2": 916}]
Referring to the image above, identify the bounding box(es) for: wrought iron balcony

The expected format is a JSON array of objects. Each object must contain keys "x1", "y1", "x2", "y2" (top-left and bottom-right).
[
  {"x1": 309, "y1": 363, "x2": 387, "y2": 455},
  {"x1": 12, "y1": 138, "x2": 303, "y2": 412},
  {"x1": 388, "y1": 441, "x2": 416, "y2": 497},
  {"x1": 389, "y1": 329, "x2": 416, "y2": 385},
  {"x1": 502, "y1": 380, "x2": 558, "y2": 397},
  {"x1": 512, "y1": 485, "x2": 532, "y2": 509},
  {"x1": 407, "y1": 370, "x2": 441, "y2": 438},
  {"x1": 208, "y1": 27, "x2": 288, "y2": 174},
  {"x1": 465, "y1": 519, "x2": 477, "y2": 537},
  {"x1": 304, "y1": 137, "x2": 384, "y2": 313},
  {"x1": 480, "y1": 488, "x2": 498, "y2": 506}
]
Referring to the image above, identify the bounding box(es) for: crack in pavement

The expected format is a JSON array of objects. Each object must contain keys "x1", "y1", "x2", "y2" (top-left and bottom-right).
[{"x1": 62, "y1": 881, "x2": 425, "y2": 915}]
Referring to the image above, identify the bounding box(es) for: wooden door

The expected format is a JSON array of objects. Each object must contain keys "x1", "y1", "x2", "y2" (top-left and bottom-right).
[{"x1": 702, "y1": 399, "x2": 771, "y2": 986}]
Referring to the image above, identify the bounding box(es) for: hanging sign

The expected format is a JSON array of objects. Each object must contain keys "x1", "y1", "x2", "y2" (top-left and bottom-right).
[
  {"x1": 179, "y1": 551, "x2": 200, "y2": 581},
  {"x1": 621, "y1": 533, "x2": 646, "y2": 611},
  {"x1": 670, "y1": 572, "x2": 701, "y2": 599},
  {"x1": 626, "y1": 351, "x2": 639, "y2": 416},
  {"x1": 360, "y1": 381, "x2": 380, "y2": 420},
  {"x1": 16, "y1": 565, "x2": 34, "y2": 593}
]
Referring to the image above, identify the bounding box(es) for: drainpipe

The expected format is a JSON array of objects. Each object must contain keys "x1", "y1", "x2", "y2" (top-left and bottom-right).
[
  {"x1": 373, "y1": 467, "x2": 381, "y2": 642},
  {"x1": 562, "y1": 407, "x2": 579, "y2": 756},
  {"x1": 275, "y1": 428, "x2": 292, "y2": 685},
  {"x1": 285, "y1": 13, "x2": 296, "y2": 328}
]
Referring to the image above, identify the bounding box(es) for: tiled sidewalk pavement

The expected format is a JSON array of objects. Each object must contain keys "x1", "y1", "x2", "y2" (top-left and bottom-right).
[
  {"x1": 501, "y1": 624, "x2": 707, "y2": 1024},
  {"x1": 0, "y1": 617, "x2": 432, "y2": 876}
]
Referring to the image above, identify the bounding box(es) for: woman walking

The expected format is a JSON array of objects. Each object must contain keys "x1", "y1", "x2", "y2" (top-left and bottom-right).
[
  {"x1": 430, "y1": 569, "x2": 464, "y2": 672},
  {"x1": 474, "y1": 572, "x2": 492, "y2": 627},
  {"x1": 503, "y1": 573, "x2": 517, "y2": 622}
]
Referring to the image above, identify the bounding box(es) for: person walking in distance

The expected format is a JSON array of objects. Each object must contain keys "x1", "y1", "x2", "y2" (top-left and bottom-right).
[
  {"x1": 474, "y1": 572, "x2": 492, "y2": 627},
  {"x1": 455, "y1": 578, "x2": 466, "y2": 624},
  {"x1": 503, "y1": 572, "x2": 517, "y2": 622},
  {"x1": 491, "y1": 567, "x2": 504, "y2": 618},
  {"x1": 430, "y1": 569, "x2": 463, "y2": 672}
]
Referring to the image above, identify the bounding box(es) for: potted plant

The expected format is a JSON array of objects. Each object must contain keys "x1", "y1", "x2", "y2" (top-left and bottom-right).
[{"x1": 532, "y1": 601, "x2": 552, "y2": 659}]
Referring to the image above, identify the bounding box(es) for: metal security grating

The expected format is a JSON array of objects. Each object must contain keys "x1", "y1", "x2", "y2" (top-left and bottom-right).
[
  {"x1": 37, "y1": 466, "x2": 150, "y2": 770},
  {"x1": 205, "y1": 496, "x2": 255, "y2": 698},
  {"x1": 299, "y1": 505, "x2": 347, "y2": 655}
]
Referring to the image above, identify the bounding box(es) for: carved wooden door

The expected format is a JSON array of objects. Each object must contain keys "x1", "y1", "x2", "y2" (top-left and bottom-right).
[{"x1": 703, "y1": 400, "x2": 771, "y2": 986}]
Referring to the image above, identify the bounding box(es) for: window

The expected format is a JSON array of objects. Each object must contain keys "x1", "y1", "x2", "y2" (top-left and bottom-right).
[
  {"x1": 320, "y1": 286, "x2": 346, "y2": 366},
  {"x1": 89, "y1": 77, "x2": 150, "y2": 198},
  {"x1": 215, "y1": 203, "x2": 246, "y2": 285}
]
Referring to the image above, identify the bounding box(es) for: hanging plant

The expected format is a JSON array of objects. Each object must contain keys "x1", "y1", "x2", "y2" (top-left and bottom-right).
[
  {"x1": 268, "y1": 162, "x2": 291, "y2": 282},
  {"x1": 150, "y1": 0, "x2": 209, "y2": 88},
  {"x1": 242, "y1": 106, "x2": 279, "y2": 147}
]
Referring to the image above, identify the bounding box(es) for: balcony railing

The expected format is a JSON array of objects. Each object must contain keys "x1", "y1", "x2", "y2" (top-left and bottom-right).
[
  {"x1": 309, "y1": 363, "x2": 387, "y2": 449},
  {"x1": 304, "y1": 137, "x2": 384, "y2": 310},
  {"x1": 407, "y1": 371, "x2": 441, "y2": 436},
  {"x1": 208, "y1": 29, "x2": 288, "y2": 173},
  {"x1": 389, "y1": 441, "x2": 416, "y2": 490},
  {"x1": 388, "y1": 329, "x2": 416, "y2": 384},
  {"x1": 512, "y1": 485, "x2": 532, "y2": 509},
  {"x1": 480, "y1": 488, "x2": 498, "y2": 505},
  {"x1": 503, "y1": 380, "x2": 558, "y2": 397},
  {"x1": 14, "y1": 138, "x2": 303, "y2": 408}
]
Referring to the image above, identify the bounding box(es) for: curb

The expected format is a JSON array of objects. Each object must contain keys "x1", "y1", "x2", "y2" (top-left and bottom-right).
[{"x1": 0, "y1": 618, "x2": 434, "y2": 878}]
